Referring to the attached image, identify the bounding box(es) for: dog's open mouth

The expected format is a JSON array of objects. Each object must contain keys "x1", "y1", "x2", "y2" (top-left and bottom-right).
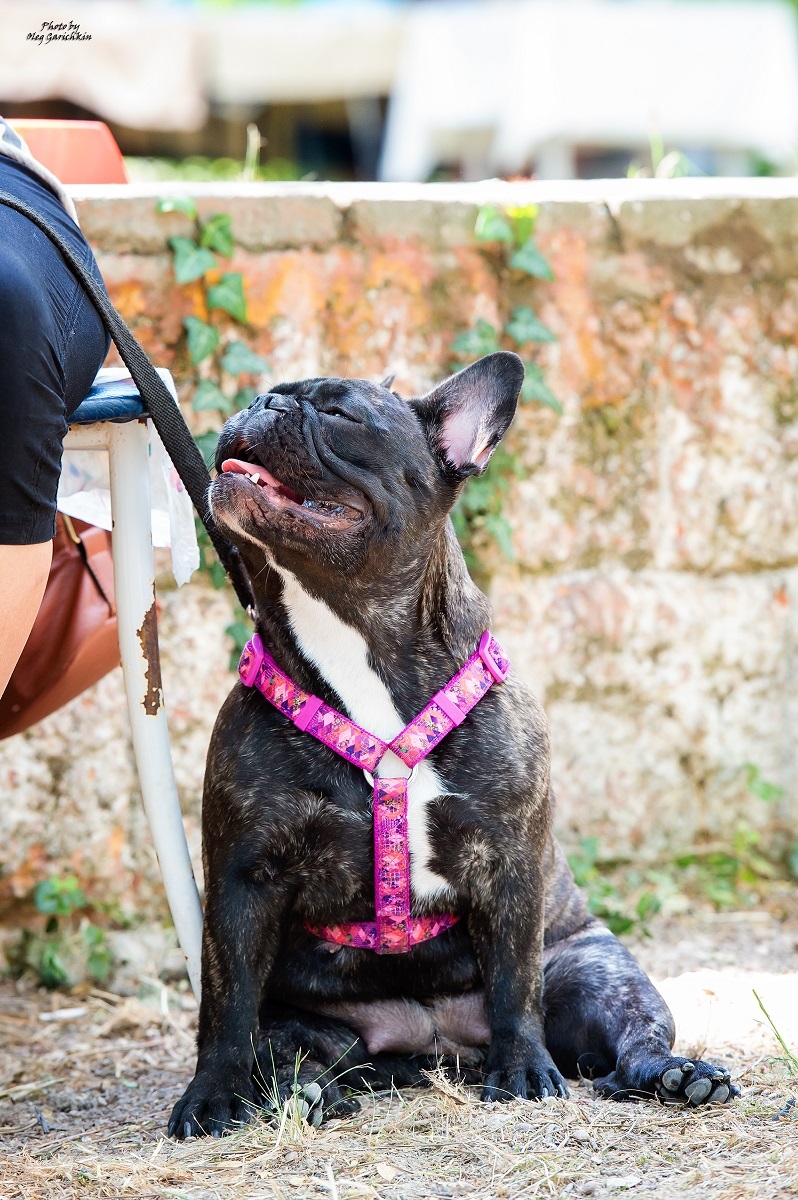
[{"x1": 220, "y1": 458, "x2": 363, "y2": 530}]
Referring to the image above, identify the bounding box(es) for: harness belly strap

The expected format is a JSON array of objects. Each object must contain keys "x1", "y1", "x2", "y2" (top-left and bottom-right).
[{"x1": 238, "y1": 630, "x2": 510, "y2": 954}]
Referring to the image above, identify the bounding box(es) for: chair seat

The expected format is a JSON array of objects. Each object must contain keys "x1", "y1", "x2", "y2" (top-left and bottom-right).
[{"x1": 70, "y1": 376, "x2": 147, "y2": 426}]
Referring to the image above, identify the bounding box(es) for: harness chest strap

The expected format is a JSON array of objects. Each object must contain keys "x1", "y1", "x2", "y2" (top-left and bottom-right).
[{"x1": 238, "y1": 630, "x2": 510, "y2": 954}]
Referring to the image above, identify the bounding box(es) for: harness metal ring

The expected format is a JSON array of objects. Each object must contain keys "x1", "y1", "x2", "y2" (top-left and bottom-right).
[{"x1": 363, "y1": 764, "x2": 418, "y2": 788}]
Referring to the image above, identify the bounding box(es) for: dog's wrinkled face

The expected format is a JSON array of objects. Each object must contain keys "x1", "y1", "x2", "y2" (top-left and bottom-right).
[{"x1": 209, "y1": 352, "x2": 524, "y2": 584}]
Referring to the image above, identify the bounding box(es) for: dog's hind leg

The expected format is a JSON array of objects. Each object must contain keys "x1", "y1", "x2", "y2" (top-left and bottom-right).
[
  {"x1": 542, "y1": 922, "x2": 738, "y2": 1106},
  {"x1": 256, "y1": 1004, "x2": 431, "y2": 1124}
]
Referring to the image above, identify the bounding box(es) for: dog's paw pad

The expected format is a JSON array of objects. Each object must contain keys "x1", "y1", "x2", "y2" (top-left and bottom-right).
[
  {"x1": 684, "y1": 1077, "x2": 713, "y2": 1105},
  {"x1": 655, "y1": 1058, "x2": 737, "y2": 1107},
  {"x1": 661, "y1": 1063, "x2": 693, "y2": 1093},
  {"x1": 297, "y1": 1082, "x2": 324, "y2": 1127}
]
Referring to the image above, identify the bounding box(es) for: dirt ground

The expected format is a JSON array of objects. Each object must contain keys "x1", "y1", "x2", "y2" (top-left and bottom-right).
[{"x1": 0, "y1": 908, "x2": 796, "y2": 1200}]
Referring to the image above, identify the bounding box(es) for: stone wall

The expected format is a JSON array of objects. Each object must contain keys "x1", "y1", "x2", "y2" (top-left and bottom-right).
[{"x1": 2, "y1": 179, "x2": 797, "y2": 923}]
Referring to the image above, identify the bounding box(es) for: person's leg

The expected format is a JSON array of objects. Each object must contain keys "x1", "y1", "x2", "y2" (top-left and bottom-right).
[
  {"x1": 0, "y1": 541, "x2": 53, "y2": 694},
  {"x1": 0, "y1": 182, "x2": 110, "y2": 696}
]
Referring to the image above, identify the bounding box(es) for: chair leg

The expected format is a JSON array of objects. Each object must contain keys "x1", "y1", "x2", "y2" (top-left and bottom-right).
[{"x1": 108, "y1": 420, "x2": 203, "y2": 999}]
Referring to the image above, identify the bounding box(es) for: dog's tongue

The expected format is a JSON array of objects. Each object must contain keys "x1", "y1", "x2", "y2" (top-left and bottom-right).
[
  {"x1": 221, "y1": 457, "x2": 269, "y2": 483},
  {"x1": 221, "y1": 458, "x2": 305, "y2": 504}
]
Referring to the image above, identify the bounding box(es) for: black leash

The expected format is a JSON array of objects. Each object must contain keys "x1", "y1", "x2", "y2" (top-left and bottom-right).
[{"x1": 0, "y1": 190, "x2": 254, "y2": 612}]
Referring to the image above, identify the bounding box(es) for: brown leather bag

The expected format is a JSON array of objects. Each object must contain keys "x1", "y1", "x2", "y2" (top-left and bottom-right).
[{"x1": 0, "y1": 515, "x2": 120, "y2": 739}]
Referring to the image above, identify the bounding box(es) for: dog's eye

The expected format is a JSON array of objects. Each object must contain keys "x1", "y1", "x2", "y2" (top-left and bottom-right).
[{"x1": 323, "y1": 406, "x2": 357, "y2": 422}]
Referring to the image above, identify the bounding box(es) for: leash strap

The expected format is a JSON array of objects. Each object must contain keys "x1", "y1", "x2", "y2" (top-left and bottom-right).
[
  {"x1": 0, "y1": 190, "x2": 253, "y2": 612},
  {"x1": 238, "y1": 630, "x2": 510, "y2": 953}
]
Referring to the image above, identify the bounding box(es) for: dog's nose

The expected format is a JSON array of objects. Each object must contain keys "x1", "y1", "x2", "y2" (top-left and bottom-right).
[{"x1": 263, "y1": 393, "x2": 299, "y2": 413}]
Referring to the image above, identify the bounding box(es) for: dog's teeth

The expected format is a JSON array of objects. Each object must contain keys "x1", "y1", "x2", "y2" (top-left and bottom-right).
[{"x1": 248, "y1": 472, "x2": 259, "y2": 483}]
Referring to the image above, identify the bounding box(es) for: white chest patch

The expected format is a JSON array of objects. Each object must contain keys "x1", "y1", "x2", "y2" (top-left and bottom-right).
[{"x1": 274, "y1": 565, "x2": 453, "y2": 902}]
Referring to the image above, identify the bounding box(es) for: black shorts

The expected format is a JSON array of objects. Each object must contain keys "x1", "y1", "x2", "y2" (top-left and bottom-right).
[{"x1": 0, "y1": 155, "x2": 110, "y2": 544}]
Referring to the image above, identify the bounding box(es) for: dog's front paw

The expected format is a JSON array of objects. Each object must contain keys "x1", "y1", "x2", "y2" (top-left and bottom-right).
[
  {"x1": 269, "y1": 1067, "x2": 361, "y2": 1127},
  {"x1": 168, "y1": 1072, "x2": 258, "y2": 1139},
  {"x1": 481, "y1": 1039, "x2": 569, "y2": 1102},
  {"x1": 656, "y1": 1057, "x2": 739, "y2": 1107}
]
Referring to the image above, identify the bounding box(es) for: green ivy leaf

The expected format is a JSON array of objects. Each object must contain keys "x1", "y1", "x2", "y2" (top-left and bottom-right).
[
  {"x1": 522, "y1": 363, "x2": 563, "y2": 414},
  {"x1": 200, "y1": 213, "x2": 234, "y2": 258},
  {"x1": 451, "y1": 319, "x2": 501, "y2": 359},
  {"x1": 192, "y1": 379, "x2": 231, "y2": 414},
  {"x1": 82, "y1": 924, "x2": 112, "y2": 982},
  {"x1": 475, "y1": 206, "x2": 514, "y2": 244},
  {"x1": 156, "y1": 195, "x2": 197, "y2": 218},
  {"x1": 222, "y1": 341, "x2": 268, "y2": 376},
  {"x1": 194, "y1": 430, "x2": 220, "y2": 468},
  {"x1": 510, "y1": 240, "x2": 554, "y2": 280},
  {"x1": 184, "y1": 316, "x2": 220, "y2": 365},
  {"x1": 207, "y1": 273, "x2": 247, "y2": 323},
  {"x1": 225, "y1": 618, "x2": 251, "y2": 671},
  {"x1": 35, "y1": 876, "x2": 85, "y2": 917},
  {"x1": 744, "y1": 763, "x2": 785, "y2": 803},
  {"x1": 39, "y1": 941, "x2": 70, "y2": 990},
  {"x1": 169, "y1": 237, "x2": 216, "y2": 284},
  {"x1": 210, "y1": 560, "x2": 228, "y2": 590},
  {"x1": 605, "y1": 914, "x2": 636, "y2": 936},
  {"x1": 506, "y1": 306, "x2": 556, "y2": 345},
  {"x1": 234, "y1": 386, "x2": 258, "y2": 411},
  {"x1": 483, "y1": 512, "x2": 515, "y2": 558},
  {"x1": 506, "y1": 204, "x2": 538, "y2": 247}
]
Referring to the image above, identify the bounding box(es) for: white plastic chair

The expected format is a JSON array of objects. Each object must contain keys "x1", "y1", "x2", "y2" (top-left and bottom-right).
[{"x1": 66, "y1": 370, "x2": 204, "y2": 998}]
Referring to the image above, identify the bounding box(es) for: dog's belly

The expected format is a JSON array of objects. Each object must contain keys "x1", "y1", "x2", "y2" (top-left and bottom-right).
[{"x1": 312, "y1": 992, "x2": 490, "y2": 1061}]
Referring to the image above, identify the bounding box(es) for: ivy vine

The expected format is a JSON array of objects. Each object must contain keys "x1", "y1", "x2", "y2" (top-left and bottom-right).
[
  {"x1": 155, "y1": 197, "x2": 559, "y2": 643},
  {"x1": 451, "y1": 204, "x2": 562, "y2": 579},
  {"x1": 157, "y1": 195, "x2": 268, "y2": 659},
  {"x1": 156, "y1": 195, "x2": 269, "y2": 477}
]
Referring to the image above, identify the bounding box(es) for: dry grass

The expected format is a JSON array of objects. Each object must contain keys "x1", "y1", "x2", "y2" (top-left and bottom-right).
[{"x1": 1, "y1": 911, "x2": 797, "y2": 1200}]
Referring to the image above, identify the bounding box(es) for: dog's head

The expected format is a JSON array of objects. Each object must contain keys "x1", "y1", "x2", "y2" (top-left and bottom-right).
[{"x1": 210, "y1": 352, "x2": 523, "y2": 599}]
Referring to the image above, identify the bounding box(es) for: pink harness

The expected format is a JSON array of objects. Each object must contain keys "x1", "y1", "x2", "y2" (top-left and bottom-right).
[{"x1": 238, "y1": 630, "x2": 510, "y2": 954}]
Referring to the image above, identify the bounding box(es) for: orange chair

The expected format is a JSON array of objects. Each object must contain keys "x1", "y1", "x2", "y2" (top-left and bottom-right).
[{"x1": 8, "y1": 119, "x2": 128, "y2": 184}]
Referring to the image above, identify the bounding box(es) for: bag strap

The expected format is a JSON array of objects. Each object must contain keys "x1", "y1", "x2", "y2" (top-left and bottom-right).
[
  {"x1": 62, "y1": 514, "x2": 115, "y2": 612},
  {"x1": 0, "y1": 190, "x2": 254, "y2": 612}
]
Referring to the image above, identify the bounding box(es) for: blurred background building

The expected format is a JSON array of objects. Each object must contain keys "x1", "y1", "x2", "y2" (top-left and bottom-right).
[{"x1": 3, "y1": 0, "x2": 798, "y2": 183}]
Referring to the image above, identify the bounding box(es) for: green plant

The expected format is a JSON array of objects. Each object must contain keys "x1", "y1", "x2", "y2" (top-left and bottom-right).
[
  {"x1": 627, "y1": 129, "x2": 695, "y2": 179},
  {"x1": 567, "y1": 837, "x2": 661, "y2": 937},
  {"x1": 7, "y1": 874, "x2": 112, "y2": 989},
  {"x1": 157, "y1": 196, "x2": 270, "y2": 590},
  {"x1": 126, "y1": 155, "x2": 305, "y2": 184},
  {"x1": 753, "y1": 990, "x2": 798, "y2": 1075},
  {"x1": 669, "y1": 765, "x2": 788, "y2": 909},
  {"x1": 450, "y1": 204, "x2": 561, "y2": 573},
  {"x1": 226, "y1": 605, "x2": 252, "y2": 672}
]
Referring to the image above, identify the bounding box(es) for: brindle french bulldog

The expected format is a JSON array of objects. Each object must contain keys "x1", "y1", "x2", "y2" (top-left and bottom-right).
[{"x1": 169, "y1": 352, "x2": 737, "y2": 1138}]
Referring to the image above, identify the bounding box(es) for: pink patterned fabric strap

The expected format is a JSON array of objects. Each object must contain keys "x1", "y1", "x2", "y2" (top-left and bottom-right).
[
  {"x1": 238, "y1": 635, "x2": 388, "y2": 772},
  {"x1": 388, "y1": 631, "x2": 510, "y2": 767},
  {"x1": 238, "y1": 629, "x2": 510, "y2": 954}
]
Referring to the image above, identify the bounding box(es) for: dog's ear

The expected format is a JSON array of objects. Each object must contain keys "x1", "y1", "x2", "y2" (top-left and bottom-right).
[
  {"x1": 412, "y1": 352, "x2": 524, "y2": 479},
  {"x1": 381, "y1": 373, "x2": 396, "y2": 390}
]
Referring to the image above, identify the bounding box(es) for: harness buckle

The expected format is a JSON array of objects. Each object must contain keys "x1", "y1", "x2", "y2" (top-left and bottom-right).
[
  {"x1": 238, "y1": 634, "x2": 265, "y2": 687},
  {"x1": 478, "y1": 630, "x2": 509, "y2": 683}
]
